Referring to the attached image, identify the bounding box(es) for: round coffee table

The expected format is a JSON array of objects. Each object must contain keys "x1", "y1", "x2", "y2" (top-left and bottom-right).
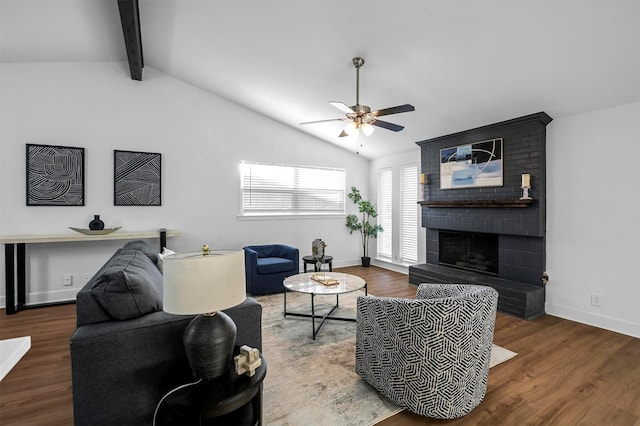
[{"x1": 283, "y1": 272, "x2": 367, "y2": 339}]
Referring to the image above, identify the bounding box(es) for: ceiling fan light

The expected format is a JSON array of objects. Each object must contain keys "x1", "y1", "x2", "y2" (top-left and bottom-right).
[
  {"x1": 361, "y1": 122, "x2": 375, "y2": 136},
  {"x1": 344, "y1": 121, "x2": 359, "y2": 137}
]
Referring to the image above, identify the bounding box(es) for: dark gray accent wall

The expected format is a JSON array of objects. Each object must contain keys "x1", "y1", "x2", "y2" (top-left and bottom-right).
[
  {"x1": 413, "y1": 112, "x2": 552, "y2": 319},
  {"x1": 418, "y1": 112, "x2": 552, "y2": 239}
]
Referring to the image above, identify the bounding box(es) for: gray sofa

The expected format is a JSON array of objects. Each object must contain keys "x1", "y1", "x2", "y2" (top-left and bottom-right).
[{"x1": 70, "y1": 240, "x2": 262, "y2": 426}]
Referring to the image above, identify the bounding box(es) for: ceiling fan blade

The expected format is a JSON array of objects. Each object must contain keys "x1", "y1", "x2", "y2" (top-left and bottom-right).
[
  {"x1": 371, "y1": 119, "x2": 405, "y2": 132},
  {"x1": 329, "y1": 101, "x2": 355, "y2": 114},
  {"x1": 300, "y1": 118, "x2": 347, "y2": 125},
  {"x1": 372, "y1": 104, "x2": 415, "y2": 117}
]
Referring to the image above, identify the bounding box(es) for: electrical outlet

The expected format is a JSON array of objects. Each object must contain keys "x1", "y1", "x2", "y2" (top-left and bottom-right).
[
  {"x1": 64, "y1": 273, "x2": 73, "y2": 286},
  {"x1": 591, "y1": 293, "x2": 602, "y2": 307}
]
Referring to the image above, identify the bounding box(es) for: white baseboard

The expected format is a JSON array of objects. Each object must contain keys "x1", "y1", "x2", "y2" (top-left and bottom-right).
[
  {"x1": 297, "y1": 258, "x2": 410, "y2": 274},
  {"x1": 0, "y1": 289, "x2": 78, "y2": 309},
  {"x1": 370, "y1": 259, "x2": 409, "y2": 275},
  {"x1": 546, "y1": 303, "x2": 640, "y2": 338}
]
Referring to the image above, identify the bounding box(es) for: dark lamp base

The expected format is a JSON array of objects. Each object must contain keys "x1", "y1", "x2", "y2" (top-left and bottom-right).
[{"x1": 183, "y1": 311, "x2": 237, "y2": 380}]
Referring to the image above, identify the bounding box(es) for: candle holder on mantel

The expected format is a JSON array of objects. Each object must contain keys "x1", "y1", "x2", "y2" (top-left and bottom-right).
[{"x1": 520, "y1": 173, "x2": 532, "y2": 200}]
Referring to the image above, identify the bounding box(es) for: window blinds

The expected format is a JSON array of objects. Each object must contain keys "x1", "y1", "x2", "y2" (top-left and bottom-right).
[
  {"x1": 400, "y1": 165, "x2": 418, "y2": 263},
  {"x1": 240, "y1": 162, "x2": 346, "y2": 215}
]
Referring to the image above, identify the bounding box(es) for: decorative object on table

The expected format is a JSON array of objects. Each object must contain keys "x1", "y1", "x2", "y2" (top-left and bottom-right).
[
  {"x1": 312, "y1": 238, "x2": 327, "y2": 271},
  {"x1": 68, "y1": 226, "x2": 122, "y2": 235},
  {"x1": 26, "y1": 144, "x2": 85, "y2": 206},
  {"x1": 439, "y1": 138, "x2": 503, "y2": 189},
  {"x1": 201, "y1": 244, "x2": 210, "y2": 255},
  {"x1": 162, "y1": 246, "x2": 246, "y2": 380},
  {"x1": 234, "y1": 345, "x2": 262, "y2": 377},
  {"x1": 419, "y1": 173, "x2": 429, "y2": 201},
  {"x1": 520, "y1": 173, "x2": 532, "y2": 200},
  {"x1": 345, "y1": 186, "x2": 383, "y2": 267},
  {"x1": 114, "y1": 150, "x2": 161, "y2": 206},
  {"x1": 88, "y1": 215, "x2": 105, "y2": 230},
  {"x1": 310, "y1": 273, "x2": 339, "y2": 286}
]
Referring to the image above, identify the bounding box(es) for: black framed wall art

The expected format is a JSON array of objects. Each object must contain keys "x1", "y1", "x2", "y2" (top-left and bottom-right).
[
  {"x1": 26, "y1": 144, "x2": 85, "y2": 206},
  {"x1": 114, "y1": 150, "x2": 162, "y2": 206}
]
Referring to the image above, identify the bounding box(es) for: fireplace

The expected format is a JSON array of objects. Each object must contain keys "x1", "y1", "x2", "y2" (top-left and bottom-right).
[
  {"x1": 439, "y1": 231, "x2": 498, "y2": 275},
  {"x1": 409, "y1": 112, "x2": 553, "y2": 320}
]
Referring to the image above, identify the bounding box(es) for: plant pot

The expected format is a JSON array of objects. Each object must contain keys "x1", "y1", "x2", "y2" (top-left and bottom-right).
[{"x1": 361, "y1": 256, "x2": 371, "y2": 267}]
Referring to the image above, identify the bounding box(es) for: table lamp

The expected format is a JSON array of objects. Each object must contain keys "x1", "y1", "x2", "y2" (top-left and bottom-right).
[{"x1": 162, "y1": 248, "x2": 246, "y2": 380}]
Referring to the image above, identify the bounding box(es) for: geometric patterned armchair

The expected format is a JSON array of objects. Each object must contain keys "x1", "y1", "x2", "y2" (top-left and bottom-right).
[{"x1": 355, "y1": 284, "x2": 498, "y2": 419}]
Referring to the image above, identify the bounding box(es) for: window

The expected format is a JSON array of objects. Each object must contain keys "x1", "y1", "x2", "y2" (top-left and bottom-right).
[
  {"x1": 400, "y1": 165, "x2": 418, "y2": 263},
  {"x1": 377, "y1": 168, "x2": 392, "y2": 259},
  {"x1": 240, "y1": 161, "x2": 346, "y2": 216}
]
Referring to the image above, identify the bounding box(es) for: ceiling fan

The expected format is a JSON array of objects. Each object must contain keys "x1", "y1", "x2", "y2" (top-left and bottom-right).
[{"x1": 300, "y1": 57, "x2": 415, "y2": 138}]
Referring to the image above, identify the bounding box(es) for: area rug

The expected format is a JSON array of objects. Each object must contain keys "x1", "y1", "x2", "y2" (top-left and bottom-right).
[{"x1": 256, "y1": 291, "x2": 516, "y2": 426}]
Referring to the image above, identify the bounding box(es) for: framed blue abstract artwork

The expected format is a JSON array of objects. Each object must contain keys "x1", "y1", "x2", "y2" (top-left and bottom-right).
[{"x1": 439, "y1": 138, "x2": 503, "y2": 189}]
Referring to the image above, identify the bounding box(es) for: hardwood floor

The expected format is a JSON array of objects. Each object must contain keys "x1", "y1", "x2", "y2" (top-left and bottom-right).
[{"x1": 1, "y1": 266, "x2": 638, "y2": 425}]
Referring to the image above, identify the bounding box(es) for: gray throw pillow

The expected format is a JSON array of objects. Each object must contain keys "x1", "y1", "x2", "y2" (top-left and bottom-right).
[{"x1": 91, "y1": 250, "x2": 163, "y2": 320}]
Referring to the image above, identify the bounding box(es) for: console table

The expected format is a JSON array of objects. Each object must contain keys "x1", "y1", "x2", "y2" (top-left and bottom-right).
[{"x1": 1, "y1": 229, "x2": 180, "y2": 315}]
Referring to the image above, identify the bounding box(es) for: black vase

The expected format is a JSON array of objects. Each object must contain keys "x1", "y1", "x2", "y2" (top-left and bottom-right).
[
  {"x1": 361, "y1": 256, "x2": 371, "y2": 267},
  {"x1": 88, "y1": 215, "x2": 105, "y2": 230}
]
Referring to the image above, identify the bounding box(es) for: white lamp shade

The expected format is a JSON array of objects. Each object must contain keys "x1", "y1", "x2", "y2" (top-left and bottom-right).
[
  {"x1": 344, "y1": 121, "x2": 359, "y2": 137},
  {"x1": 163, "y1": 249, "x2": 246, "y2": 315},
  {"x1": 361, "y1": 122, "x2": 375, "y2": 136}
]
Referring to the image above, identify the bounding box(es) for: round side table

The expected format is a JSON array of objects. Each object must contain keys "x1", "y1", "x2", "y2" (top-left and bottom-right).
[
  {"x1": 302, "y1": 255, "x2": 333, "y2": 272},
  {"x1": 159, "y1": 352, "x2": 266, "y2": 425}
]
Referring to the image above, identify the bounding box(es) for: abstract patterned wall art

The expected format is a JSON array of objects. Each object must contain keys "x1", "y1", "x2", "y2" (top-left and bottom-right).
[
  {"x1": 440, "y1": 138, "x2": 503, "y2": 189},
  {"x1": 26, "y1": 144, "x2": 85, "y2": 206},
  {"x1": 114, "y1": 150, "x2": 161, "y2": 206}
]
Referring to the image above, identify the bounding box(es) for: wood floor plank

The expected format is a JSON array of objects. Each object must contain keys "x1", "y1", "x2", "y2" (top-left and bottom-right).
[{"x1": 0, "y1": 266, "x2": 638, "y2": 425}]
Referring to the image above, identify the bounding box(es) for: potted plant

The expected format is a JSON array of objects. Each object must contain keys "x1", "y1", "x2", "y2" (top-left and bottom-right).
[{"x1": 345, "y1": 186, "x2": 383, "y2": 267}]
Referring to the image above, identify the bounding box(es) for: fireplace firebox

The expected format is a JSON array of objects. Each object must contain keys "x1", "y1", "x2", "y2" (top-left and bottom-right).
[{"x1": 439, "y1": 231, "x2": 498, "y2": 275}]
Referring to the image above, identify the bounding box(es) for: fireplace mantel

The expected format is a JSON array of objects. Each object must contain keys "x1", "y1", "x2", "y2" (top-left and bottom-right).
[{"x1": 419, "y1": 199, "x2": 534, "y2": 208}]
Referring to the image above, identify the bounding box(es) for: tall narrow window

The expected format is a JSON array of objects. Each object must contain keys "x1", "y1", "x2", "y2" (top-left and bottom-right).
[
  {"x1": 400, "y1": 165, "x2": 418, "y2": 263},
  {"x1": 377, "y1": 168, "x2": 393, "y2": 259},
  {"x1": 240, "y1": 161, "x2": 346, "y2": 216}
]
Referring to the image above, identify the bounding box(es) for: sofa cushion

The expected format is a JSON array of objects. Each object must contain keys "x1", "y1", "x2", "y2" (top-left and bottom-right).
[
  {"x1": 121, "y1": 240, "x2": 159, "y2": 264},
  {"x1": 90, "y1": 250, "x2": 163, "y2": 320},
  {"x1": 256, "y1": 257, "x2": 295, "y2": 274}
]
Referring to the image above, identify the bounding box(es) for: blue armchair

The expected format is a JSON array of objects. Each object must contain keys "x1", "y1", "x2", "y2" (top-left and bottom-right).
[{"x1": 243, "y1": 244, "x2": 299, "y2": 295}]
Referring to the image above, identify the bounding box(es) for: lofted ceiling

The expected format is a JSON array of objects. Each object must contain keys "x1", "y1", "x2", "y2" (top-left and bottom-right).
[{"x1": 1, "y1": 0, "x2": 639, "y2": 159}]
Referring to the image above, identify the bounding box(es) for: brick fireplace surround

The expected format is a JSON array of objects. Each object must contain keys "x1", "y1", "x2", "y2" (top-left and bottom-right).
[{"x1": 409, "y1": 112, "x2": 552, "y2": 319}]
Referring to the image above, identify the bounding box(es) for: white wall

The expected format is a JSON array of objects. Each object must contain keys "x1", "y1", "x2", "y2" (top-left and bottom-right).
[
  {"x1": 369, "y1": 148, "x2": 424, "y2": 273},
  {"x1": 546, "y1": 101, "x2": 640, "y2": 337},
  {"x1": 0, "y1": 62, "x2": 369, "y2": 306}
]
